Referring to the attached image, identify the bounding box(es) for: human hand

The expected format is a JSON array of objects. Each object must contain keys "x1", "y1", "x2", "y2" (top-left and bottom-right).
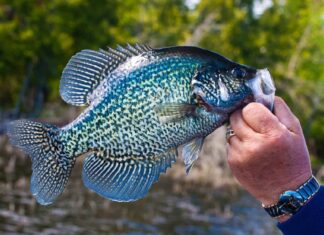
[{"x1": 227, "y1": 96, "x2": 312, "y2": 222}]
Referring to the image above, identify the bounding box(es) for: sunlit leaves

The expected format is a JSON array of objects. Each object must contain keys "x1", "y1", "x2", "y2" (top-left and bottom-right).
[{"x1": 0, "y1": 0, "x2": 323, "y2": 160}]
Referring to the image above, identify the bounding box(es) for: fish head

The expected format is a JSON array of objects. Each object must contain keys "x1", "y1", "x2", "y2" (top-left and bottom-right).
[{"x1": 191, "y1": 64, "x2": 275, "y2": 114}]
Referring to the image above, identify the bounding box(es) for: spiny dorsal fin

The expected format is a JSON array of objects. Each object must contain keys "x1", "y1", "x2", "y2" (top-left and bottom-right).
[{"x1": 60, "y1": 44, "x2": 152, "y2": 106}]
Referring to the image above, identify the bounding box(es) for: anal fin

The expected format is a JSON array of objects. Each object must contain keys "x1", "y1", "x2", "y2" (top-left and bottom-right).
[{"x1": 82, "y1": 149, "x2": 177, "y2": 202}]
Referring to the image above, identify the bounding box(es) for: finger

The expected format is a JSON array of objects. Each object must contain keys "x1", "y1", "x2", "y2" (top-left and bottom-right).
[
  {"x1": 242, "y1": 102, "x2": 281, "y2": 134},
  {"x1": 227, "y1": 133, "x2": 241, "y2": 148},
  {"x1": 273, "y1": 96, "x2": 301, "y2": 134},
  {"x1": 230, "y1": 110, "x2": 256, "y2": 141},
  {"x1": 226, "y1": 135, "x2": 242, "y2": 165},
  {"x1": 227, "y1": 130, "x2": 241, "y2": 145}
]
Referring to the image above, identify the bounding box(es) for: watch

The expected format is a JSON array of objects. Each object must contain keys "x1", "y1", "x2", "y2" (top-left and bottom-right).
[{"x1": 263, "y1": 175, "x2": 320, "y2": 218}]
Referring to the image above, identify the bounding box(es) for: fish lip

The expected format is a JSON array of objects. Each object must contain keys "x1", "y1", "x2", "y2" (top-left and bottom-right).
[{"x1": 245, "y1": 68, "x2": 276, "y2": 111}]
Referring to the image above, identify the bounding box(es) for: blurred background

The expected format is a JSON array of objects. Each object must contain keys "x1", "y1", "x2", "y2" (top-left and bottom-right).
[{"x1": 0, "y1": 0, "x2": 323, "y2": 234}]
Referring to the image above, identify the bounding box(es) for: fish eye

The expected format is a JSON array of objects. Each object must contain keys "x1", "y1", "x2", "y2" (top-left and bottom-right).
[{"x1": 231, "y1": 67, "x2": 246, "y2": 79}]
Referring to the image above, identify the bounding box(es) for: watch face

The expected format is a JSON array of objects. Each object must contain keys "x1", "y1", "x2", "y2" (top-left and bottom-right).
[{"x1": 278, "y1": 190, "x2": 304, "y2": 214}]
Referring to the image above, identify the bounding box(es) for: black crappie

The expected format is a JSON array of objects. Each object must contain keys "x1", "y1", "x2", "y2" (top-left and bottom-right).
[{"x1": 7, "y1": 44, "x2": 275, "y2": 205}]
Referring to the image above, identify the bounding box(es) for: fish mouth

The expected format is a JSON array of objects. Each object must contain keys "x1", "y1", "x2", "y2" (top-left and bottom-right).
[{"x1": 245, "y1": 68, "x2": 276, "y2": 111}]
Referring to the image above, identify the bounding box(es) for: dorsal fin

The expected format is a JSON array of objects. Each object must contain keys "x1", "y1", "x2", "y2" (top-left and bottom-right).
[{"x1": 60, "y1": 44, "x2": 152, "y2": 106}]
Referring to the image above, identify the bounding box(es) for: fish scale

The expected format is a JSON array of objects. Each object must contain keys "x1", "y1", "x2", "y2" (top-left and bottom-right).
[
  {"x1": 7, "y1": 44, "x2": 275, "y2": 204},
  {"x1": 61, "y1": 56, "x2": 220, "y2": 158}
]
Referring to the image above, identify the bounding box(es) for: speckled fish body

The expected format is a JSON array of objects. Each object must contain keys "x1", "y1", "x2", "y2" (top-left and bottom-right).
[
  {"x1": 62, "y1": 49, "x2": 227, "y2": 158},
  {"x1": 8, "y1": 44, "x2": 275, "y2": 205}
]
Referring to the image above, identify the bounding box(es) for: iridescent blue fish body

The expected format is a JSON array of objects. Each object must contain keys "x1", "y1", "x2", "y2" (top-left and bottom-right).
[{"x1": 7, "y1": 44, "x2": 275, "y2": 205}]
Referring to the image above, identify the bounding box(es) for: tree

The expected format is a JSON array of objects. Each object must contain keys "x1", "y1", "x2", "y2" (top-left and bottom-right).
[{"x1": 0, "y1": 0, "x2": 323, "y2": 160}]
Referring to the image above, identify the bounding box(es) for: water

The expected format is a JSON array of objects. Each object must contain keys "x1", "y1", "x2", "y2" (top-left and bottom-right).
[
  {"x1": 0, "y1": 132, "x2": 280, "y2": 235},
  {"x1": 0, "y1": 170, "x2": 280, "y2": 235}
]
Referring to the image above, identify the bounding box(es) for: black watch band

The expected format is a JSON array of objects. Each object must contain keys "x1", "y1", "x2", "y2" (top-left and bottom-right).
[{"x1": 263, "y1": 175, "x2": 320, "y2": 218}]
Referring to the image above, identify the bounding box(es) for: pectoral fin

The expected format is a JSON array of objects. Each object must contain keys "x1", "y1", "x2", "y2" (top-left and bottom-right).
[
  {"x1": 182, "y1": 137, "x2": 204, "y2": 174},
  {"x1": 155, "y1": 103, "x2": 197, "y2": 123}
]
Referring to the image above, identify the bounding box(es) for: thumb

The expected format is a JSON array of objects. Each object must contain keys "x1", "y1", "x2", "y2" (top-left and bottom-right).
[
  {"x1": 242, "y1": 102, "x2": 281, "y2": 134},
  {"x1": 273, "y1": 96, "x2": 302, "y2": 134}
]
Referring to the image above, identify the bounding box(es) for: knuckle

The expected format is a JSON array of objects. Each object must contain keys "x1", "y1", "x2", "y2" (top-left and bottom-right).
[
  {"x1": 228, "y1": 156, "x2": 245, "y2": 169},
  {"x1": 268, "y1": 128, "x2": 288, "y2": 144},
  {"x1": 227, "y1": 155, "x2": 237, "y2": 166},
  {"x1": 292, "y1": 116, "x2": 301, "y2": 127},
  {"x1": 227, "y1": 150, "x2": 242, "y2": 167},
  {"x1": 244, "y1": 143, "x2": 259, "y2": 156}
]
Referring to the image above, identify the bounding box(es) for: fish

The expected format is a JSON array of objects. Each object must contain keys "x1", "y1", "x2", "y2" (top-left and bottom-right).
[{"x1": 7, "y1": 44, "x2": 276, "y2": 205}]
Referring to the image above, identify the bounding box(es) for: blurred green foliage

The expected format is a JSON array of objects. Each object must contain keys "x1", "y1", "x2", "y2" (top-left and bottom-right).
[{"x1": 0, "y1": 0, "x2": 323, "y2": 160}]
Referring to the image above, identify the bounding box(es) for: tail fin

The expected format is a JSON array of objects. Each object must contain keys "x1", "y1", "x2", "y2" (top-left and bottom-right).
[{"x1": 7, "y1": 120, "x2": 75, "y2": 205}]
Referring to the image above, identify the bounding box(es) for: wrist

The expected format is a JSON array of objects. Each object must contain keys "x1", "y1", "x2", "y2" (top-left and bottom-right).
[
  {"x1": 261, "y1": 175, "x2": 320, "y2": 221},
  {"x1": 276, "y1": 214, "x2": 291, "y2": 223},
  {"x1": 257, "y1": 172, "x2": 312, "y2": 206}
]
